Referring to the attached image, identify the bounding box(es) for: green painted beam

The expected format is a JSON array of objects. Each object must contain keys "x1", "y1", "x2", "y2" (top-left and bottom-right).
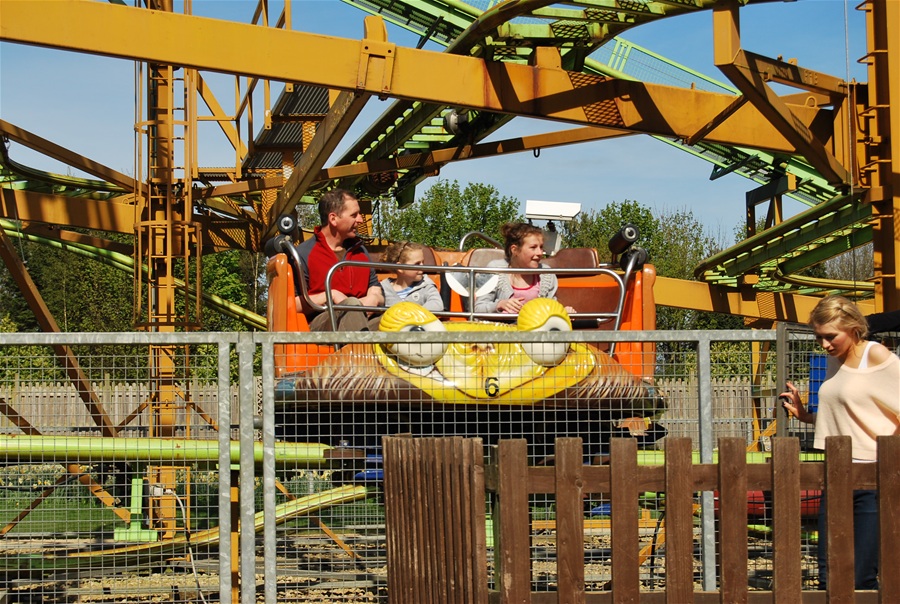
[
  {"x1": 0, "y1": 435, "x2": 332, "y2": 465},
  {"x1": 693, "y1": 191, "x2": 867, "y2": 279},
  {"x1": 778, "y1": 225, "x2": 873, "y2": 275}
]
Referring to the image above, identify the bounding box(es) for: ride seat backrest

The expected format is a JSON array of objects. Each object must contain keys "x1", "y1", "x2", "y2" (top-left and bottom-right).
[
  {"x1": 542, "y1": 247, "x2": 599, "y2": 270},
  {"x1": 543, "y1": 248, "x2": 618, "y2": 322},
  {"x1": 466, "y1": 248, "x2": 506, "y2": 267},
  {"x1": 372, "y1": 246, "x2": 442, "y2": 289},
  {"x1": 266, "y1": 253, "x2": 333, "y2": 376}
]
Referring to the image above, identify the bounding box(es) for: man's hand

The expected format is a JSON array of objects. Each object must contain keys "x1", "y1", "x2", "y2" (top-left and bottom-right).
[
  {"x1": 307, "y1": 290, "x2": 347, "y2": 307},
  {"x1": 360, "y1": 286, "x2": 384, "y2": 308}
]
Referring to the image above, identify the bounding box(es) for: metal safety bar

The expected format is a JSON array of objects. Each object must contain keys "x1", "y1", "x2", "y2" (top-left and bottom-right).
[{"x1": 320, "y1": 259, "x2": 633, "y2": 334}]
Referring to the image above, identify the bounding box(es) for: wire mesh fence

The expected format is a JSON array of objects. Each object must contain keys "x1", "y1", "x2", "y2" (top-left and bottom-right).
[{"x1": 0, "y1": 326, "x2": 867, "y2": 602}]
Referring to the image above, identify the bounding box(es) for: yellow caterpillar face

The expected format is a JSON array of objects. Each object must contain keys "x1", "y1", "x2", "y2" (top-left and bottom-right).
[
  {"x1": 376, "y1": 299, "x2": 590, "y2": 404},
  {"x1": 377, "y1": 301, "x2": 448, "y2": 367}
]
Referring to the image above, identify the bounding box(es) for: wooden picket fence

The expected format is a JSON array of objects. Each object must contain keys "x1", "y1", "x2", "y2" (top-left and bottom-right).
[
  {"x1": 383, "y1": 435, "x2": 900, "y2": 603},
  {"x1": 0, "y1": 379, "x2": 243, "y2": 435}
]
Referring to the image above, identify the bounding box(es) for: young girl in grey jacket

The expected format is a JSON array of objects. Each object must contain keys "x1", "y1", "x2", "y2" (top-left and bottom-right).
[{"x1": 380, "y1": 241, "x2": 444, "y2": 312}]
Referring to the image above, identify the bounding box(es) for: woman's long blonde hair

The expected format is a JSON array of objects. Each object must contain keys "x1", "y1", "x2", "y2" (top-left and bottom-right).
[{"x1": 809, "y1": 295, "x2": 869, "y2": 339}]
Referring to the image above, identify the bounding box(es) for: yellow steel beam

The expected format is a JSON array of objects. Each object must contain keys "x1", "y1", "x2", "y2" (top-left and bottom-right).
[
  {"x1": 268, "y1": 89, "x2": 372, "y2": 235},
  {"x1": 196, "y1": 73, "x2": 247, "y2": 160},
  {"x1": 315, "y1": 125, "x2": 632, "y2": 181},
  {"x1": 712, "y1": 3, "x2": 851, "y2": 187},
  {"x1": 1, "y1": 188, "x2": 136, "y2": 233},
  {"x1": 866, "y1": 0, "x2": 900, "y2": 312},
  {"x1": 197, "y1": 176, "x2": 283, "y2": 198},
  {"x1": 0, "y1": 119, "x2": 137, "y2": 191},
  {"x1": 654, "y1": 276, "x2": 876, "y2": 323},
  {"x1": 738, "y1": 49, "x2": 848, "y2": 96},
  {"x1": 0, "y1": 188, "x2": 250, "y2": 252},
  {"x1": 0, "y1": 0, "x2": 826, "y2": 154}
]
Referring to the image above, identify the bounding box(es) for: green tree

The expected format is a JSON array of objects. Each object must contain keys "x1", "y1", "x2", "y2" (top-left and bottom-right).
[
  {"x1": 199, "y1": 250, "x2": 266, "y2": 331},
  {"x1": 825, "y1": 244, "x2": 873, "y2": 283},
  {"x1": 0, "y1": 234, "x2": 133, "y2": 333},
  {"x1": 0, "y1": 315, "x2": 63, "y2": 382},
  {"x1": 562, "y1": 201, "x2": 747, "y2": 377},
  {"x1": 375, "y1": 180, "x2": 520, "y2": 249},
  {"x1": 561, "y1": 199, "x2": 657, "y2": 262}
]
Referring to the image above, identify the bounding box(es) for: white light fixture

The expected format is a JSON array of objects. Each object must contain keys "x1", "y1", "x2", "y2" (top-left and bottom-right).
[{"x1": 525, "y1": 200, "x2": 581, "y2": 255}]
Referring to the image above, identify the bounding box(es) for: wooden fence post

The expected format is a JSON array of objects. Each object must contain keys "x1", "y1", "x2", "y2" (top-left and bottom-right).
[
  {"x1": 383, "y1": 436, "x2": 488, "y2": 604},
  {"x1": 610, "y1": 437, "x2": 639, "y2": 602},
  {"x1": 666, "y1": 437, "x2": 697, "y2": 602},
  {"x1": 878, "y1": 434, "x2": 900, "y2": 600},
  {"x1": 771, "y1": 437, "x2": 802, "y2": 599},
  {"x1": 554, "y1": 437, "x2": 585, "y2": 603},
  {"x1": 824, "y1": 435, "x2": 853, "y2": 600},
  {"x1": 496, "y1": 438, "x2": 531, "y2": 604}
]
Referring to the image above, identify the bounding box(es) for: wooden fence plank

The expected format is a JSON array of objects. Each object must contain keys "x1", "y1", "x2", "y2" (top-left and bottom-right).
[
  {"x1": 449, "y1": 437, "x2": 465, "y2": 604},
  {"x1": 772, "y1": 437, "x2": 802, "y2": 599},
  {"x1": 497, "y1": 439, "x2": 531, "y2": 604},
  {"x1": 555, "y1": 438, "x2": 585, "y2": 604},
  {"x1": 412, "y1": 438, "x2": 432, "y2": 603},
  {"x1": 878, "y1": 435, "x2": 900, "y2": 601},
  {"x1": 467, "y1": 438, "x2": 489, "y2": 604},
  {"x1": 431, "y1": 438, "x2": 449, "y2": 604},
  {"x1": 824, "y1": 436, "x2": 853, "y2": 602},
  {"x1": 383, "y1": 436, "x2": 413, "y2": 603},
  {"x1": 610, "y1": 437, "x2": 639, "y2": 603},
  {"x1": 664, "y1": 437, "x2": 694, "y2": 603},
  {"x1": 718, "y1": 437, "x2": 748, "y2": 604}
]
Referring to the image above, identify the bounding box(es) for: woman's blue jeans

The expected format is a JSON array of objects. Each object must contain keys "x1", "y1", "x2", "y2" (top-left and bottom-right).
[{"x1": 817, "y1": 489, "x2": 879, "y2": 590}]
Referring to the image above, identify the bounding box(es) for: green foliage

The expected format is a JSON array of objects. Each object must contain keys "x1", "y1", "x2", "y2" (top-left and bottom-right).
[
  {"x1": 561, "y1": 201, "x2": 750, "y2": 377},
  {"x1": 374, "y1": 179, "x2": 520, "y2": 249},
  {"x1": 0, "y1": 315, "x2": 65, "y2": 382},
  {"x1": 560, "y1": 200, "x2": 720, "y2": 282},
  {"x1": 561, "y1": 199, "x2": 657, "y2": 262},
  {"x1": 200, "y1": 249, "x2": 266, "y2": 330},
  {"x1": 0, "y1": 235, "x2": 133, "y2": 333}
]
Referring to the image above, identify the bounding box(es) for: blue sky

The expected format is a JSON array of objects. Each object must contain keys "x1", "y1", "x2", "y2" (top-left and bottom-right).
[{"x1": 0, "y1": 0, "x2": 867, "y2": 240}]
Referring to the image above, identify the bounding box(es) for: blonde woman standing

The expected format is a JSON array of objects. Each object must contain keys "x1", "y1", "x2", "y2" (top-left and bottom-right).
[{"x1": 781, "y1": 295, "x2": 900, "y2": 590}]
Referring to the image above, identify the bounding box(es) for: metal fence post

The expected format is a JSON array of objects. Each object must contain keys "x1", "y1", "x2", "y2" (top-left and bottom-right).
[
  {"x1": 260, "y1": 337, "x2": 277, "y2": 604},
  {"x1": 697, "y1": 334, "x2": 717, "y2": 590},
  {"x1": 218, "y1": 340, "x2": 235, "y2": 603},
  {"x1": 237, "y1": 333, "x2": 257, "y2": 604}
]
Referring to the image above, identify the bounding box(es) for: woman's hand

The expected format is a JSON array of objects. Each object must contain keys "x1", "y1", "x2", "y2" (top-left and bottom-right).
[
  {"x1": 497, "y1": 296, "x2": 525, "y2": 313},
  {"x1": 780, "y1": 381, "x2": 815, "y2": 424}
]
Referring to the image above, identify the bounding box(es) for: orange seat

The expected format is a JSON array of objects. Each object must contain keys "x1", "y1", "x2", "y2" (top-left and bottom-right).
[{"x1": 266, "y1": 253, "x2": 334, "y2": 376}]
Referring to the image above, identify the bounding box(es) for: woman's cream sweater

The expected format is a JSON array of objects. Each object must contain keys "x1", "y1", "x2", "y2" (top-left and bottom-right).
[{"x1": 813, "y1": 350, "x2": 900, "y2": 460}]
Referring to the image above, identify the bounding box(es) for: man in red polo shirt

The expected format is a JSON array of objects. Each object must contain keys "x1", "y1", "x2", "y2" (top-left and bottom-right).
[{"x1": 296, "y1": 189, "x2": 384, "y2": 331}]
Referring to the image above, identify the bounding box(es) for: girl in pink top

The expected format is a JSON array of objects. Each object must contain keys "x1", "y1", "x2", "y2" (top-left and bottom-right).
[{"x1": 473, "y1": 222, "x2": 575, "y2": 315}]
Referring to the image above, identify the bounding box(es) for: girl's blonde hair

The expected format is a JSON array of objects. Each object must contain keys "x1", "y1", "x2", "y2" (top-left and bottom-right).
[
  {"x1": 383, "y1": 241, "x2": 425, "y2": 265},
  {"x1": 809, "y1": 295, "x2": 869, "y2": 339}
]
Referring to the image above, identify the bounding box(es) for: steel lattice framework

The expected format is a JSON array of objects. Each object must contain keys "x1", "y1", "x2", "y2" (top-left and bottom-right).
[{"x1": 0, "y1": 0, "x2": 898, "y2": 322}]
